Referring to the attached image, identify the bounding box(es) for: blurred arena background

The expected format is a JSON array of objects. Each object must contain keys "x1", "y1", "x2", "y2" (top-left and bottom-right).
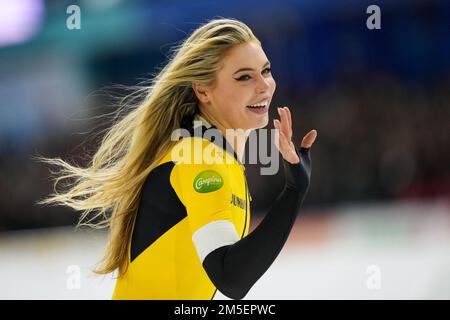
[{"x1": 0, "y1": 0, "x2": 449, "y2": 299}]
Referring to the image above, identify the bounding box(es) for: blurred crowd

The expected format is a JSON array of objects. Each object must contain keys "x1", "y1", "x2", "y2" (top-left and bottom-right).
[
  {"x1": 1, "y1": 71, "x2": 448, "y2": 230},
  {"x1": 0, "y1": 0, "x2": 449, "y2": 230},
  {"x1": 245, "y1": 72, "x2": 450, "y2": 211}
]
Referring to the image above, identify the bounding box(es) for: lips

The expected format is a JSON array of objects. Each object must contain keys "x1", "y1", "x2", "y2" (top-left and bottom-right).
[
  {"x1": 246, "y1": 104, "x2": 266, "y2": 109},
  {"x1": 246, "y1": 104, "x2": 268, "y2": 114},
  {"x1": 250, "y1": 99, "x2": 268, "y2": 104},
  {"x1": 246, "y1": 98, "x2": 269, "y2": 108}
]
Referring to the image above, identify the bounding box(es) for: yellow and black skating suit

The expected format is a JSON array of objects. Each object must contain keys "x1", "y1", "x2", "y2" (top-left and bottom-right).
[{"x1": 112, "y1": 114, "x2": 312, "y2": 300}]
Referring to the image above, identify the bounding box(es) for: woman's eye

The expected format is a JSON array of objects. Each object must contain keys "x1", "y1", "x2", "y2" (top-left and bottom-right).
[
  {"x1": 237, "y1": 75, "x2": 252, "y2": 81},
  {"x1": 236, "y1": 68, "x2": 272, "y2": 81}
]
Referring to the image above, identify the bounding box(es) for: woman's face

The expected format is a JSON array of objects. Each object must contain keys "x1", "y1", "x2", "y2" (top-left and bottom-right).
[{"x1": 196, "y1": 40, "x2": 276, "y2": 131}]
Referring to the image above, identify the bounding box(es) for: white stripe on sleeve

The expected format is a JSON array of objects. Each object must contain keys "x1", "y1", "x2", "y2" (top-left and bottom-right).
[{"x1": 191, "y1": 220, "x2": 240, "y2": 263}]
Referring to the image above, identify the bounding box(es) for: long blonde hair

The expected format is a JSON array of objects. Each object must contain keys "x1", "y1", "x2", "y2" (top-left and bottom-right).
[{"x1": 34, "y1": 18, "x2": 259, "y2": 276}]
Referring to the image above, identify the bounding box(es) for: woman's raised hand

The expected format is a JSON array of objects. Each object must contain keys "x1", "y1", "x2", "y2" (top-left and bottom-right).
[{"x1": 273, "y1": 106, "x2": 317, "y2": 164}]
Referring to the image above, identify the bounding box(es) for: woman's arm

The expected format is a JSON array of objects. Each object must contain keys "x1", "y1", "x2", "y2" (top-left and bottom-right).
[{"x1": 202, "y1": 144, "x2": 312, "y2": 299}]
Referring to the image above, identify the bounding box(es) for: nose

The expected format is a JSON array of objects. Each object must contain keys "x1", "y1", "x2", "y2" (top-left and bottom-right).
[{"x1": 255, "y1": 75, "x2": 271, "y2": 93}]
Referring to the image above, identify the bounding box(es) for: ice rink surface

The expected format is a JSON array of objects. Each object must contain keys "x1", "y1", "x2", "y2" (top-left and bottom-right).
[{"x1": 1, "y1": 199, "x2": 449, "y2": 299}]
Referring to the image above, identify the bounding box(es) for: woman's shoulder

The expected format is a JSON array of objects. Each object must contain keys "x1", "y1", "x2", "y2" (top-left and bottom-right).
[{"x1": 169, "y1": 135, "x2": 232, "y2": 167}]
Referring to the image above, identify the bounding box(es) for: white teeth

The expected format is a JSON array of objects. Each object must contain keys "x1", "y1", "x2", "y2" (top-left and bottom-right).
[
  {"x1": 247, "y1": 105, "x2": 265, "y2": 109},
  {"x1": 248, "y1": 100, "x2": 268, "y2": 107}
]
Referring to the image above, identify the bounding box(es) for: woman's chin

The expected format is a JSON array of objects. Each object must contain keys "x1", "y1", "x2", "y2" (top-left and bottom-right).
[
  {"x1": 255, "y1": 113, "x2": 269, "y2": 129},
  {"x1": 249, "y1": 115, "x2": 269, "y2": 130}
]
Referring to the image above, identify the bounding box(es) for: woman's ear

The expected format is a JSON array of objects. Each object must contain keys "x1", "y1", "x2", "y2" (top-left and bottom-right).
[{"x1": 192, "y1": 83, "x2": 210, "y2": 105}]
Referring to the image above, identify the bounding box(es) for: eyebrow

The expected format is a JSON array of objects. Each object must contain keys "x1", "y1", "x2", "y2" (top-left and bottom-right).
[{"x1": 233, "y1": 61, "x2": 271, "y2": 75}]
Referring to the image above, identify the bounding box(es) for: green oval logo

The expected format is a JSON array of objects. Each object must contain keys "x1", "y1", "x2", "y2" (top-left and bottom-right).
[{"x1": 193, "y1": 170, "x2": 224, "y2": 193}]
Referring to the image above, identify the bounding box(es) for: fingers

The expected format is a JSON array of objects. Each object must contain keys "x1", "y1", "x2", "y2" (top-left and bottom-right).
[
  {"x1": 274, "y1": 106, "x2": 318, "y2": 152},
  {"x1": 273, "y1": 118, "x2": 280, "y2": 129},
  {"x1": 273, "y1": 121, "x2": 286, "y2": 150},
  {"x1": 301, "y1": 129, "x2": 317, "y2": 148},
  {"x1": 277, "y1": 107, "x2": 291, "y2": 140},
  {"x1": 284, "y1": 107, "x2": 292, "y2": 135},
  {"x1": 278, "y1": 129, "x2": 300, "y2": 163}
]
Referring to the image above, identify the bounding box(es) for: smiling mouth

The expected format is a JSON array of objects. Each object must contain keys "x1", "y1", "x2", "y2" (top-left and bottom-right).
[
  {"x1": 246, "y1": 99, "x2": 269, "y2": 109},
  {"x1": 246, "y1": 104, "x2": 266, "y2": 109}
]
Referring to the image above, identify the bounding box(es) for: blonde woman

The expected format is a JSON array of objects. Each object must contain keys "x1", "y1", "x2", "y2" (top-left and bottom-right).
[{"x1": 36, "y1": 18, "x2": 317, "y2": 300}]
